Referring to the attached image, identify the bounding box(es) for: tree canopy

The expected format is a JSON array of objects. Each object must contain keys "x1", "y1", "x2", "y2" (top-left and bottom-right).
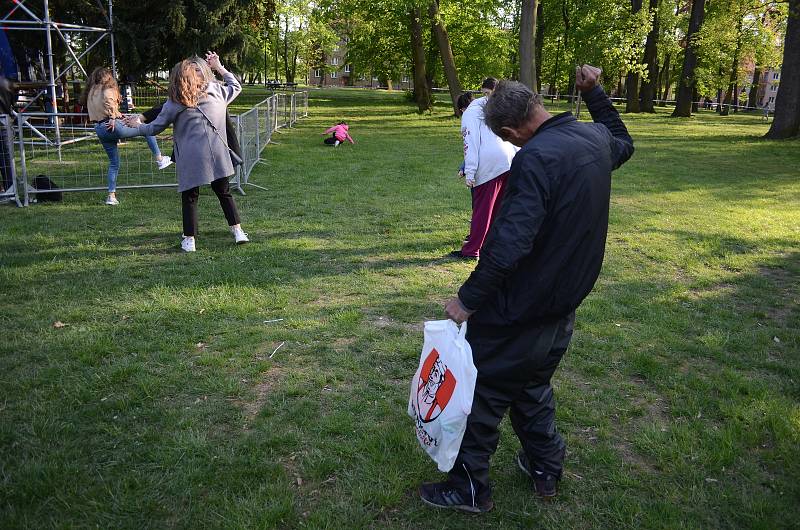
[{"x1": 11, "y1": 0, "x2": 797, "y2": 134}]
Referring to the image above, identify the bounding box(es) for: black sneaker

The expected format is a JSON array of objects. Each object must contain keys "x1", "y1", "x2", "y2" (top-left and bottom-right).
[
  {"x1": 447, "y1": 250, "x2": 478, "y2": 260},
  {"x1": 517, "y1": 450, "x2": 560, "y2": 500},
  {"x1": 419, "y1": 481, "x2": 494, "y2": 514}
]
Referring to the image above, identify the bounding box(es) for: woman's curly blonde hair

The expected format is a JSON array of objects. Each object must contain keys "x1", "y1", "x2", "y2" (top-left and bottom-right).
[{"x1": 169, "y1": 57, "x2": 214, "y2": 107}]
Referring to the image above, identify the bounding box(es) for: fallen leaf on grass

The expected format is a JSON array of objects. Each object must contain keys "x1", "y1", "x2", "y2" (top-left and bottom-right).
[
  {"x1": 705, "y1": 478, "x2": 718, "y2": 483},
  {"x1": 196, "y1": 342, "x2": 206, "y2": 349},
  {"x1": 53, "y1": 321, "x2": 66, "y2": 328},
  {"x1": 773, "y1": 336, "x2": 781, "y2": 343}
]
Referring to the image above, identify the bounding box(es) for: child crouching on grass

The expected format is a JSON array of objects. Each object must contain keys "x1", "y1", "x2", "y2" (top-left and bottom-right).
[{"x1": 322, "y1": 121, "x2": 355, "y2": 147}]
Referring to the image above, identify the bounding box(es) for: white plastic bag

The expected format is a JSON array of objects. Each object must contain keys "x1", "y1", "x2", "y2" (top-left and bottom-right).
[{"x1": 408, "y1": 319, "x2": 477, "y2": 472}]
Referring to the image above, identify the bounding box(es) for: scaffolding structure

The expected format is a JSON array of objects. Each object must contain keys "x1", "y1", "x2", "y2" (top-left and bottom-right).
[{"x1": 1, "y1": 0, "x2": 116, "y2": 149}]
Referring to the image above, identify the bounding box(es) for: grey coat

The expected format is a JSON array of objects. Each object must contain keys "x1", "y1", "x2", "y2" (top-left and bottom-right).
[{"x1": 138, "y1": 71, "x2": 241, "y2": 192}]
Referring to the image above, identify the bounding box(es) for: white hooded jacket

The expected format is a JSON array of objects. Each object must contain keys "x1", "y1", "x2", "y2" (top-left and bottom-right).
[{"x1": 461, "y1": 96, "x2": 519, "y2": 187}]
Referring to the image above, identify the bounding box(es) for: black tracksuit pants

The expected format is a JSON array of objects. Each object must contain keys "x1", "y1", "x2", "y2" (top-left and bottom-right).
[
  {"x1": 448, "y1": 312, "x2": 575, "y2": 495},
  {"x1": 181, "y1": 177, "x2": 241, "y2": 237}
]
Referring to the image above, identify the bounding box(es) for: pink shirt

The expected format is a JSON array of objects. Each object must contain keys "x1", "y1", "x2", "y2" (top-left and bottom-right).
[{"x1": 324, "y1": 124, "x2": 355, "y2": 144}]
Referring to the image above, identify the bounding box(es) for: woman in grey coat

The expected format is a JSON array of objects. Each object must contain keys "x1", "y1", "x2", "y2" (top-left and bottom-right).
[{"x1": 134, "y1": 52, "x2": 248, "y2": 252}]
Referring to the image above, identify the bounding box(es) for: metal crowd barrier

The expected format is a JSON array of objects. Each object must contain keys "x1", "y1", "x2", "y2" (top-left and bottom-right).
[
  {"x1": 1, "y1": 90, "x2": 309, "y2": 205},
  {"x1": 0, "y1": 115, "x2": 20, "y2": 207},
  {"x1": 11, "y1": 112, "x2": 178, "y2": 206},
  {"x1": 232, "y1": 91, "x2": 308, "y2": 190}
]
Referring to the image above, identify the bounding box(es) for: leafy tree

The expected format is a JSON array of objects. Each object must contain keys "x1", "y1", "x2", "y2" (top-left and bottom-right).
[
  {"x1": 429, "y1": 0, "x2": 461, "y2": 114},
  {"x1": 639, "y1": 0, "x2": 662, "y2": 112},
  {"x1": 538, "y1": 0, "x2": 649, "y2": 97},
  {"x1": 40, "y1": 0, "x2": 269, "y2": 79},
  {"x1": 440, "y1": 0, "x2": 514, "y2": 88},
  {"x1": 694, "y1": 0, "x2": 785, "y2": 115},
  {"x1": 672, "y1": 0, "x2": 706, "y2": 117},
  {"x1": 409, "y1": 4, "x2": 433, "y2": 111},
  {"x1": 322, "y1": 0, "x2": 410, "y2": 88}
]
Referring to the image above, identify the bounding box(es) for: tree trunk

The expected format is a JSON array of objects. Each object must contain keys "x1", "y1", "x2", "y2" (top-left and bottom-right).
[
  {"x1": 429, "y1": 0, "x2": 462, "y2": 115},
  {"x1": 766, "y1": 0, "x2": 800, "y2": 138},
  {"x1": 287, "y1": 46, "x2": 297, "y2": 83},
  {"x1": 283, "y1": 16, "x2": 290, "y2": 82},
  {"x1": 626, "y1": 0, "x2": 644, "y2": 112},
  {"x1": 551, "y1": 37, "x2": 563, "y2": 95},
  {"x1": 692, "y1": 87, "x2": 699, "y2": 113},
  {"x1": 551, "y1": 0, "x2": 570, "y2": 96},
  {"x1": 658, "y1": 53, "x2": 671, "y2": 105},
  {"x1": 409, "y1": 6, "x2": 432, "y2": 112},
  {"x1": 425, "y1": 21, "x2": 438, "y2": 90},
  {"x1": 288, "y1": 24, "x2": 301, "y2": 84},
  {"x1": 510, "y1": 0, "x2": 522, "y2": 79},
  {"x1": 273, "y1": 26, "x2": 280, "y2": 81},
  {"x1": 639, "y1": 0, "x2": 660, "y2": 112},
  {"x1": 672, "y1": 0, "x2": 706, "y2": 117},
  {"x1": 720, "y1": 21, "x2": 743, "y2": 116},
  {"x1": 519, "y1": 0, "x2": 539, "y2": 89},
  {"x1": 721, "y1": 60, "x2": 739, "y2": 116},
  {"x1": 747, "y1": 66, "x2": 761, "y2": 109},
  {"x1": 625, "y1": 72, "x2": 641, "y2": 112},
  {"x1": 721, "y1": 81, "x2": 734, "y2": 115},
  {"x1": 535, "y1": 1, "x2": 544, "y2": 92}
]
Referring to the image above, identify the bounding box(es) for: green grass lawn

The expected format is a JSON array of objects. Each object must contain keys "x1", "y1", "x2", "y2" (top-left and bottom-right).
[{"x1": 1, "y1": 87, "x2": 798, "y2": 529}]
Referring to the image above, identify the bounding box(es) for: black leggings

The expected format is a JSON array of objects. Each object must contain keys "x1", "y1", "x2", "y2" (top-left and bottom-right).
[
  {"x1": 324, "y1": 134, "x2": 338, "y2": 145},
  {"x1": 181, "y1": 177, "x2": 241, "y2": 237}
]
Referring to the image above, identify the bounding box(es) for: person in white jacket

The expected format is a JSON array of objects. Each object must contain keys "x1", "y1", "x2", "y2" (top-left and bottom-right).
[{"x1": 451, "y1": 78, "x2": 519, "y2": 259}]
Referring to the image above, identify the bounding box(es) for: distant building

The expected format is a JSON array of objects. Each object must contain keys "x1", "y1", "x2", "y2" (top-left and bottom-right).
[
  {"x1": 754, "y1": 68, "x2": 780, "y2": 110},
  {"x1": 309, "y1": 38, "x2": 413, "y2": 90}
]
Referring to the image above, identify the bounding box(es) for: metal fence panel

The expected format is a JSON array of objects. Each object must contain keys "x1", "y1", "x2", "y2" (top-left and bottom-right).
[
  {"x1": 237, "y1": 106, "x2": 260, "y2": 184},
  {"x1": 9, "y1": 90, "x2": 308, "y2": 205},
  {"x1": 0, "y1": 115, "x2": 20, "y2": 206},
  {"x1": 14, "y1": 113, "x2": 178, "y2": 206}
]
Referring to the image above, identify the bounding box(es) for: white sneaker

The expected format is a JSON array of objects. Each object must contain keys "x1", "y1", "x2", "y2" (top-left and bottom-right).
[
  {"x1": 157, "y1": 156, "x2": 173, "y2": 170},
  {"x1": 105, "y1": 194, "x2": 119, "y2": 206},
  {"x1": 181, "y1": 235, "x2": 196, "y2": 252},
  {"x1": 231, "y1": 225, "x2": 249, "y2": 244}
]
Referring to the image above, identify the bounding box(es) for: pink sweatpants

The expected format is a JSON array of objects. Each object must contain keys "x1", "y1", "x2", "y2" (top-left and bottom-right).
[{"x1": 460, "y1": 171, "x2": 509, "y2": 257}]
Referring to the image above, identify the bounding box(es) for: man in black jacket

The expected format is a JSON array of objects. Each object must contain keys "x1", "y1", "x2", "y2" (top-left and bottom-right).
[{"x1": 419, "y1": 65, "x2": 634, "y2": 513}]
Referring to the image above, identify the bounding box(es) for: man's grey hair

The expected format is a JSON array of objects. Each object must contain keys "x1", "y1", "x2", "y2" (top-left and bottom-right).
[{"x1": 484, "y1": 80, "x2": 544, "y2": 136}]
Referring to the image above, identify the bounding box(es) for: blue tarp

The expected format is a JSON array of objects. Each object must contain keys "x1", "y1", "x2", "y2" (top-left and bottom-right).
[{"x1": 0, "y1": 29, "x2": 19, "y2": 80}]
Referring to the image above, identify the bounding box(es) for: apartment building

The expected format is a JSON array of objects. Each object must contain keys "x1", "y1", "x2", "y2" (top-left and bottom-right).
[
  {"x1": 309, "y1": 39, "x2": 413, "y2": 90},
  {"x1": 754, "y1": 68, "x2": 781, "y2": 110}
]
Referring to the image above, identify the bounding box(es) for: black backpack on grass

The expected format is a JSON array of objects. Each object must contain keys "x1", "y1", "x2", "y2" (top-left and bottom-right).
[{"x1": 33, "y1": 175, "x2": 62, "y2": 202}]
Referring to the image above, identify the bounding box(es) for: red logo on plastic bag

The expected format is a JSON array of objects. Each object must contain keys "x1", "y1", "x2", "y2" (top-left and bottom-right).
[{"x1": 415, "y1": 348, "x2": 456, "y2": 423}]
